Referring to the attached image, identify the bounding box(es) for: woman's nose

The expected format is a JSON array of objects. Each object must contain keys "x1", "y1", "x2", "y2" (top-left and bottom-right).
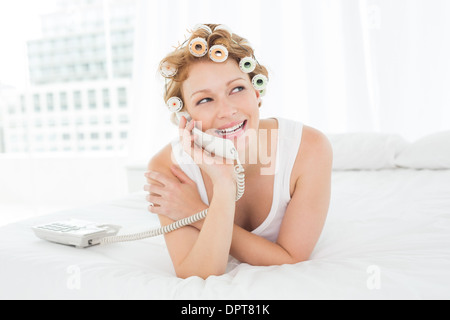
[{"x1": 216, "y1": 99, "x2": 237, "y2": 119}]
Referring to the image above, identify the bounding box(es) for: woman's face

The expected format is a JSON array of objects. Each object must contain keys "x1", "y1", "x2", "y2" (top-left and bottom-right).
[{"x1": 182, "y1": 59, "x2": 260, "y2": 147}]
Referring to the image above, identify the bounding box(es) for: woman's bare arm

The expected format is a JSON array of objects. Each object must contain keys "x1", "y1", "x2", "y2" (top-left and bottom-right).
[
  {"x1": 147, "y1": 147, "x2": 237, "y2": 279},
  {"x1": 179, "y1": 127, "x2": 333, "y2": 266},
  {"x1": 145, "y1": 126, "x2": 332, "y2": 273}
]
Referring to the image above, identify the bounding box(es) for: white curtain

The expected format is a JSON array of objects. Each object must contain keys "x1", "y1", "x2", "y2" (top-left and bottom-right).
[{"x1": 129, "y1": 0, "x2": 450, "y2": 164}]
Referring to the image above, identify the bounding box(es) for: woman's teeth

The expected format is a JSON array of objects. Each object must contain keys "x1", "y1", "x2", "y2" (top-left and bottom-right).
[{"x1": 217, "y1": 121, "x2": 246, "y2": 135}]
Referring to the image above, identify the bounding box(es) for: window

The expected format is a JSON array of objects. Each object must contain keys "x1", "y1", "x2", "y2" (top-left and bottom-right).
[
  {"x1": 1, "y1": 0, "x2": 135, "y2": 158},
  {"x1": 61, "y1": 118, "x2": 69, "y2": 126},
  {"x1": 118, "y1": 114, "x2": 128, "y2": 124},
  {"x1": 88, "y1": 90, "x2": 96, "y2": 109},
  {"x1": 73, "y1": 91, "x2": 82, "y2": 110},
  {"x1": 20, "y1": 95, "x2": 26, "y2": 113},
  {"x1": 60, "y1": 92, "x2": 68, "y2": 111},
  {"x1": 33, "y1": 94, "x2": 41, "y2": 112},
  {"x1": 117, "y1": 87, "x2": 127, "y2": 107},
  {"x1": 7, "y1": 105, "x2": 15, "y2": 115},
  {"x1": 46, "y1": 93, "x2": 54, "y2": 111},
  {"x1": 103, "y1": 116, "x2": 112, "y2": 124},
  {"x1": 89, "y1": 117, "x2": 98, "y2": 125},
  {"x1": 102, "y1": 88, "x2": 110, "y2": 108}
]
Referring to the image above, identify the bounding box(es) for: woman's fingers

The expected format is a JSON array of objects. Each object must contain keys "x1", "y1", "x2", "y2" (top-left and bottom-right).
[
  {"x1": 178, "y1": 116, "x2": 197, "y2": 157},
  {"x1": 143, "y1": 183, "x2": 164, "y2": 195},
  {"x1": 146, "y1": 193, "x2": 164, "y2": 213},
  {"x1": 178, "y1": 115, "x2": 187, "y2": 130},
  {"x1": 144, "y1": 170, "x2": 175, "y2": 187},
  {"x1": 178, "y1": 116, "x2": 194, "y2": 141},
  {"x1": 143, "y1": 174, "x2": 170, "y2": 213},
  {"x1": 146, "y1": 193, "x2": 162, "y2": 205}
]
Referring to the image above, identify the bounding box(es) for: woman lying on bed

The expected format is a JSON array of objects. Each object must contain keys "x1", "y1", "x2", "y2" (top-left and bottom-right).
[{"x1": 144, "y1": 24, "x2": 332, "y2": 279}]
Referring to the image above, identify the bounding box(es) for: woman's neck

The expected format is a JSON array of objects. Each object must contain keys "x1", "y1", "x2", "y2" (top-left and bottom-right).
[{"x1": 241, "y1": 118, "x2": 278, "y2": 177}]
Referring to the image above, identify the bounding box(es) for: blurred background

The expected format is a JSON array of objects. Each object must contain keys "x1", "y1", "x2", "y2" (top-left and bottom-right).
[{"x1": 1, "y1": 0, "x2": 449, "y2": 225}]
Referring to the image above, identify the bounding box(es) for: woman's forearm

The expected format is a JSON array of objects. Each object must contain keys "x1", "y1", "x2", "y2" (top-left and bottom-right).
[
  {"x1": 190, "y1": 218, "x2": 300, "y2": 267},
  {"x1": 229, "y1": 225, "x2": 299, "y2": 266},
  {"x1": 176, "y1": 181, "x2": 236, "y2": 279}
]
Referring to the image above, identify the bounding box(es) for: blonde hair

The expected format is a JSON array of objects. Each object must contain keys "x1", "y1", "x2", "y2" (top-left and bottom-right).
[{"x1": 159, "y1": 24, "x2": 269, "y2": 123}]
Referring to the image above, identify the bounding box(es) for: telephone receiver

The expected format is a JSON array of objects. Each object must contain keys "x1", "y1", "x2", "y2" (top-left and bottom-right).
[
  {"x1": 176, "y1": 112, "x2": 239, "y2": 161},
  {"x1": 32, "y1": 113, "x2": 245, "y2": 248}
]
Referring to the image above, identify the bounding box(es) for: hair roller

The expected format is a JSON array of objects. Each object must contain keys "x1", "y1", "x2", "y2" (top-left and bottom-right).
[
  {"x1": 209, "y1": 45, "x2": 229, "y2": 63},
  {"x1": 166, "y1": 97, "x2": 183, "y2": 113},
  {"x1": 239, "y1": 56, "x2": 257, "y2": 73},
  {"x1": 193, "y1": 24, "x2": 212, "y2": 35},
  {"x1": 259, "y1": 88, "x2": 267, "y2": 97},
  {"x1": 159, "y1": 61, "x2": 178, "y2": 78},
  {"x1": 214, "y1": 24, "x2": 233, "y2": 36},
  {"x1": 252, "y1": 74, "x2": 268, "y2": 91},
  {"x1": 189, "y1": 37, "x2": 208, "y2": 57}
]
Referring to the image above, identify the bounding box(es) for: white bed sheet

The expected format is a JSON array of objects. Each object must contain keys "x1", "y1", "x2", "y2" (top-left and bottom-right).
[{"x1": 1, "y1": 169, "x2": 450, "y2": 300}]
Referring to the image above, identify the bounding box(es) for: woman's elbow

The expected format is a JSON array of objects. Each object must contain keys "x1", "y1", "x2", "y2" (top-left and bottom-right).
[{"x1": 175, "y1": 265, "x2": 226, "y2": 280}]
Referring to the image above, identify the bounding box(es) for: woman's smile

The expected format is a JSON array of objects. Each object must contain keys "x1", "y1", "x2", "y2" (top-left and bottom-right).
[{"x1": 215, "y1": 119, "x2": 248, "y2": 140}]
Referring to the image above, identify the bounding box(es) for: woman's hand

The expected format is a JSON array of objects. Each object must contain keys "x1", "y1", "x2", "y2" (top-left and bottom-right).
[
  {"x1": 144, "y1": 165, "x2": 208, "y2": 221},
  {"x1": 178, "y1": 116, "x2": 237, "y2": 186}
]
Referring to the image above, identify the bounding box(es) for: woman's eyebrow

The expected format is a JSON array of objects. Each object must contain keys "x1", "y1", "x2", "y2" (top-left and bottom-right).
[{"x1": 190, "y1": 77, "x2": 245, "y2": 98}]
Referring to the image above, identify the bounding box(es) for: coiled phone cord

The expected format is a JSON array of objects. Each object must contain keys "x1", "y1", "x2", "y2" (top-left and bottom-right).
[
  {"x1": 234, "y1": 159, "x2": 245, "y2": 201},
  {"x1": 100, "y1": 161, "x2": 245, "y2": 245},
  {"x1": 100, "y1": 208, "x2": 208, "y2": 245}
]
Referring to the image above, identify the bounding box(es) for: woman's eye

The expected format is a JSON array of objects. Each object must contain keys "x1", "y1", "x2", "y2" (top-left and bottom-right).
[
  {"x1": 197, "y1": 98, "x2": 212, "y2": 105},
  {"x1": 231, "y1": 86, "x2": 244, "y2": 94}
]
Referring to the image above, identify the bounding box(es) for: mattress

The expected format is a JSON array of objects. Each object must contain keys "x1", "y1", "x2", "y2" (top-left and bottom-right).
[{"x1": 1, "y1": 168, "x2": 449, "y2": 300}]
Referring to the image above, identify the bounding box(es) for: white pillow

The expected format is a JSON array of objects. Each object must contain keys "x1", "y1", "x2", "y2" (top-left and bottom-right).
[
  {"x1": 328, "y1": 133, "x2": 409, "y2": 170},
  {"x1": 394, "y1": 131, "x2": 450, "y2": 169}
]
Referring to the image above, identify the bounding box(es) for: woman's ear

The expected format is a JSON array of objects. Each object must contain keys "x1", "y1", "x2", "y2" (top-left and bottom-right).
[{"x1": 255, "y1": 89, "x2": 262, "y2": 107}]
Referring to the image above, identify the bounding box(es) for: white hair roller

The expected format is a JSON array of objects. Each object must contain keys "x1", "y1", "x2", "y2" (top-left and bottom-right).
[
  {"x1": 159, "y1": 61, "x2": 177, "y2": 78},
  {"x1": 193, "y1": 24, "x2": 212, "y2": 34},
  {"x1": 215, "y1": 24, "x2": 233, "y2": 36},
  {"x1": 167, "y1": 97, "x2": 183, "y2": 113},
  {"x1": 239, "y1": 56, "x2": 257, "y2": 73},
  {"x1": 259, "y1": 88, "x2": 267, "y2": 97},
  {"x1": 252, "y1": 74, "x2": 268, "y2": 91}
]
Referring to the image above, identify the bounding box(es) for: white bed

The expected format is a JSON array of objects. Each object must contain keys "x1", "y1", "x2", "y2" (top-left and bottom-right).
[{"x1": 1, "y1": 131, "x2": 449, "y2": 300}]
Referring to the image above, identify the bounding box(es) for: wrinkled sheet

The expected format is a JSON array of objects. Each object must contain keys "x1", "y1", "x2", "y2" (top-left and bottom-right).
[{"x1": 1, "y1": 169, "x2": 450, "y2": 299}]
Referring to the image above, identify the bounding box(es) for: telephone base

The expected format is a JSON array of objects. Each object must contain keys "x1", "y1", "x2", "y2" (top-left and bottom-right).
[{"x1": 32, "y1": 219, "x2": 121, "y2": 249}]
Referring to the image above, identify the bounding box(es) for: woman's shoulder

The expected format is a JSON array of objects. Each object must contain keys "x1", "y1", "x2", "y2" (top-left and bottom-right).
[
  {"x1": 147, "y1": 142, "x2": 175, "y2": 173},
  {"x1": 301, "y1": 125, "x2": 332, "y2": 151},
  {"x1": 294, "y1": 125, "x2": 333, "y2": 175}
]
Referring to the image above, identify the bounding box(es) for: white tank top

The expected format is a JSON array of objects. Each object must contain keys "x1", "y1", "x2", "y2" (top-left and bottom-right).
[{"x1": 170, "y1": 117, "x2": 304, "y2": 243}]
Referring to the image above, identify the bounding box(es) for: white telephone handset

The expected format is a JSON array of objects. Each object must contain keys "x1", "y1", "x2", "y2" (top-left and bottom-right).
[
  {"x1": 32, "y1": 113, "x2": 245, "y2": 248},
  {"x1": 192, "y1": 127, "x2": 238, "y2": 161},
  {"x1": 178, "y1": 111, "x2": 239, "y2": 160}
]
